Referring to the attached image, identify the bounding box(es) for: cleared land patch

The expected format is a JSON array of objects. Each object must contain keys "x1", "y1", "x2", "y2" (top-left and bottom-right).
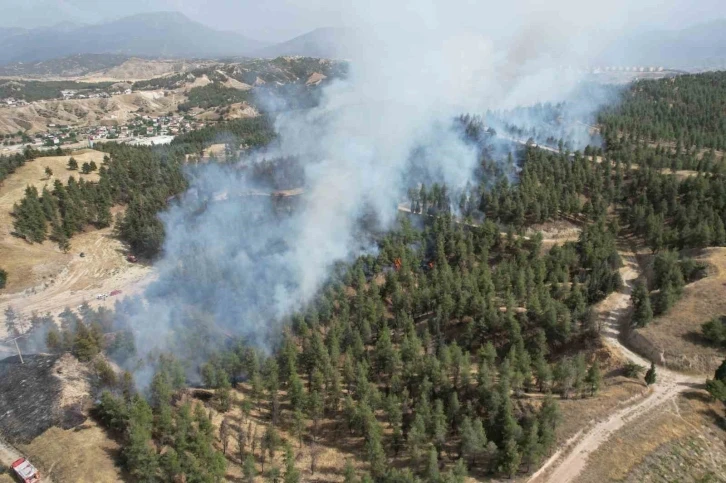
[
  {"x1": 0, "y1": 150, "x2": 102, "y2": 292},
  {"x1": 0, "y1": 150, "x2": 152, "y2": 337}
]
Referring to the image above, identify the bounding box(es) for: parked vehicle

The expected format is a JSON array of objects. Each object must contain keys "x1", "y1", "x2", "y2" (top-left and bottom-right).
[{"x1": 11, "y1": 458, "x2": 40, "y2": 483}]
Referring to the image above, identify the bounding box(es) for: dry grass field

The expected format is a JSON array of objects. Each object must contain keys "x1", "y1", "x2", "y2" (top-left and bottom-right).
[
  {"x1": 0, "y1": 150, "x2": 152, "y2": 338},
  {"x1": 636, "y1": 248, "x2": 726, "y2": 374},
  {"x1": 0, "y1": 150, "x2": 101, "y2": 291},
  {"x1": 577, "y1": 389, "x2": 726, "y2": 483},
  {"x1": 19, "y1": 420, "x2": 123, "y2": 483}
]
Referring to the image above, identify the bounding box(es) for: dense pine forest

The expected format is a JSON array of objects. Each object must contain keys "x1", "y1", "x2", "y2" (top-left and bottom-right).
[
  {"x1": 7, "y1": 70, "x2": 726, "y2": 482},
  {"x1": 599, "y1": 71, "x2": 726, "y2": 150}
]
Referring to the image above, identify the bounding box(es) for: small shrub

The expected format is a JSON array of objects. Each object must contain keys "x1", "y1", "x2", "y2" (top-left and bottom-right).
[
  {"x1": 680, "y1": 258, "x2": 707, "y2": 283},
  {"x1": 702, "y1": 316, "x2": 726, "y2": 346},
  {"x1": 624, "y1": 361, "x2": 644, "y2": 378}
]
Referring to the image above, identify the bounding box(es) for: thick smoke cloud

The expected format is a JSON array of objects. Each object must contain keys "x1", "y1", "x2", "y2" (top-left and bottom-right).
[{"x1": 126, "y1": 0, "x2": 692, "y2": 365}]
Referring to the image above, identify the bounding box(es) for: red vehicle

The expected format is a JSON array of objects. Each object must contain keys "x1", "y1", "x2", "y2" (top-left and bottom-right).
[
  {"x1": 126, "y1": 255, "x2": 137, "y2": 263},
  {"x1": 11, "y1": 458, "x2": 40, "y2": 483},
  {"x1": 109, "y1": 289, "x2": 123, "y2": 296}
]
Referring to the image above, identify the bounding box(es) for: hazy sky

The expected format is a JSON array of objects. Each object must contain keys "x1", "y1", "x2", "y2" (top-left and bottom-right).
[{"x1": 2, "y1": 0, "x2": 726, "y2": 42}]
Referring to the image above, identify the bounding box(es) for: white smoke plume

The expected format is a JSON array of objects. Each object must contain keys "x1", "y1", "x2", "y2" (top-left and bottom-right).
[{"x1": 125, "y1": 0, "x2": 698, "y2": 367}]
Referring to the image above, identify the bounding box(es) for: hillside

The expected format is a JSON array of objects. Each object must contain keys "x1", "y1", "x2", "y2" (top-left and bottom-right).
[
  {"x1": 256, "y1": 27, "x2": 355, "y2": 59},
  {"x1": 0, "y1": 57, "x2": 344, "y2": 134},
  {"x1": 1, "y1": 62, "x2": 726, "y2": 483},
  {"x1": 0, "y1": 54, "x2": 131, "y2": 79},
  {"x1": 0, "y1": 90, "x2": 181, "y2": 134},
  {"x1": 0, "y1": 12, "x2": 267, "y2": 65}
]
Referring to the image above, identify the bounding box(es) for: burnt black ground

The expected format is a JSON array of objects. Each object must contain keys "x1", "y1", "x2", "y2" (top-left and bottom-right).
[{"x1": 0, "y1": 354, "x2": 63, "y2": 443}]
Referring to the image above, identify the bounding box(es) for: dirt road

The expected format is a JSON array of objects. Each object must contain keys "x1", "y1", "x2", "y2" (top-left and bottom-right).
[
  {"x1": 529, "y1": 250, "x2": 703, "y2": 483},
  {"x1": 0, "y1": 435, "x2": 53, "y2": 483}
]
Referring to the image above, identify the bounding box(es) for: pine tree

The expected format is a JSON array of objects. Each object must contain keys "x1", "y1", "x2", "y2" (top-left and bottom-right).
[
  {"x1": 343, "y1": 460, "x2": 356, "y2": 483},
  {"x1": 631, "y1": 281, "x2": 653, "y2": 328},
  {"x1": 534, "y1": 354, "x2": 552, "y2": 392},
  {"x1": 706, "y1": 359, "x2": 726, "y2": 404},
  {"x1": 159, "y1": 447, "x2": 181, "y2": 482},
  {"x1": 366, "y1": 420, "x2": 387, "y2": 478},
  {"x1": 283, "y1": 444, "x2": 300, "y2": 483},
  {"x1": 220, "y1": 417, "x2": 231, "y2": 455},
  {"x1": 67, "y1": 157, "x2": 78, "y2": 170},
  {"x1": 124, "y1": 398, "x2": 158, "y2": 481},
  {"x1": 500, "y1": 437, "x2": 521, "y2": 478},
  {"x1": 585, "y1": 363, "x2": 602, "y2": 396},
  {"x1": 521, "y1": 419, "x2": 541, "y2": 472},
  {"x1": 243, "y1": 454, "x2": 257, "y2": 482},
  {"x1": 408, "y1": 413, "x2": 428, "y2": 466},
  {"x1": 4, "y1": 306, "x2": 18, "y2": 337},
  {"x1": 13, "y1": 186, "x2": 47, "y2": 242},
  {"x1": 460, "y1": 416, "x2": 486, "y2": 465},
  {"x1": 426, "y1": 445, "x2": 440, "y2": 482},
  {"x1": 645, "y1": 362, "x2": 657, "y2": 386}
]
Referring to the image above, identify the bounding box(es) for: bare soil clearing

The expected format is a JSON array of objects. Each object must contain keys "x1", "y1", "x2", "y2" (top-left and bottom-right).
[
  {"x1": 81, "y1": 58, "x2": 214, "y2": 83},
  {"x1": 0, "y1": 151, "x2": 152, "y2": 336},
  {"x1": 577, "y1": 391, "x2": 726, "y2": 483}
]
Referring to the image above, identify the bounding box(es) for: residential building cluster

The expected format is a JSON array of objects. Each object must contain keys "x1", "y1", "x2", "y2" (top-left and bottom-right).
[{"x1": 2, "y1": 114, "x2": 208, "y2": 150}]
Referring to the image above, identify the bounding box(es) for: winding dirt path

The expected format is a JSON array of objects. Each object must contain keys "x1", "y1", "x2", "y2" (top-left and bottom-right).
[{"x1": 529, "y1": 249, "x2": 703, "y2": 483}]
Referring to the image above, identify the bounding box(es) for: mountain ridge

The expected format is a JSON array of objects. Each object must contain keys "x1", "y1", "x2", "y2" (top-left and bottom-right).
[
  {"x1": 0, "y1": 12, "x2": 268, "y2": 66},
  {"x1": 255, "y1": 27, "x2": 354, "y2": 59}
]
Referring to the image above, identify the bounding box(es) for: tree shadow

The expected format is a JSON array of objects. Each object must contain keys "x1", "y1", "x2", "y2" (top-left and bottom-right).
[
  {"x1": 682, "y1": 330, "x2": 720, "y2": 349},
  {"x1": 699, "y1": 408, "x2": 726, "y2": 431}
]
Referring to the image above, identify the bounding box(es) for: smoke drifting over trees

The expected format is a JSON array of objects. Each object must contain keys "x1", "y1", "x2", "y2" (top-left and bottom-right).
[{"x1": 125, "y1": 0, "x2": 698, "y2": 361}]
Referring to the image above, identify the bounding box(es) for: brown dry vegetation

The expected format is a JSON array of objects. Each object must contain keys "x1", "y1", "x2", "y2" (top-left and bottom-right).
[
  {"x1": 18, "y1": 420, "x2": 123, "y2": 483},
  {"x1": 635, "y1": 248, "x2": 726, "y2": 374},
  {"x1": 81, "y1": 59, "x2": 215, "y2": 83},
  {"x1": 0, "y1": 91, "x2": 183, "y2": 135},
  {"x1": 0, "y1": 150, "x2": 101, "y2": 291},
  {"x1": 577, "y1": 389, "x2": 726, "y2": 483},
  {"x1": 194, "y1": 386, "x2": 368, "y2": 483}
]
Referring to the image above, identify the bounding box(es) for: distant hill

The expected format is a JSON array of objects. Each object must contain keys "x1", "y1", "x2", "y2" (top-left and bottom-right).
[
  {"x1": 256, "y1": 27, "x2": 355, "y2": 59},
  {"x1": 598, "y1": 19, "x2": 726, "y2": 70},
  {"x1": 0, "y1": 54, "x2": 131, "y2": 78},
  {"x1": 0, "y1": 12, "x2": 268, "y2": 66}
]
